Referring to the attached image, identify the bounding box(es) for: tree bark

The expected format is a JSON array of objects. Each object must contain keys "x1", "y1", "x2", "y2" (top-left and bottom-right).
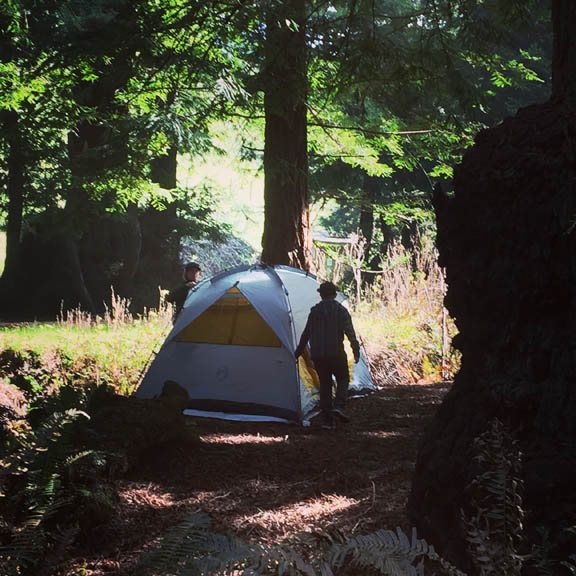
[
  {"x1": 63, "y1": 120, "x2": 108, "y2": 313},
  {"x1": 261, "y1": 0, "x2": 312, "y2": 270},
  {"x1": 552, "y1": 0, "x2": 576, "y2": 102},
  {"x1": 136, "y1": 144, "x2": 182, "y2": 306},
  {"x1": 359, "y1": 174, "x2": 377, "y2": 263},
  {"x1": 410, "y1": 6, "x2": 576, "y2": 572},
  {"x1": 1, "y1": 110, "x2": 25, "y2": 290},
  {"x1": 409, "y1": 89, "x2": 576, "y2": 576}
]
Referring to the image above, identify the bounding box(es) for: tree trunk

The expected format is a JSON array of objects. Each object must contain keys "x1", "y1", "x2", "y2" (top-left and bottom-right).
[
  {"x1": 1, "y1": 110, "x2": 25, "y2": 291},
  {"x1": 552, "y1": 0, "x2": 576, "y2": 102},
  {"x1": 134, "y1": 144, "x2": 182, "y2": 308},
  {"x1": 359, "y1": 174, "x2": 377, "y2": 263},
  {"x1": 368, "y1": 214, "x2": 395, "y2": 273},
  {"x1": 409, "y1": 82, "x2": 576, "y2": 576},
  {"x1": 63, "y1": 120, "x2": 108, "y2": 313},
  {"x1": 150, "y1": 146, "x2": 178, "y2": 190},
  {"x1": 261, "y1": 0, "x2": 312, "y2": 270},
  {"x1": 401, "y1": 220, "x2": 420, "y2": 272}
]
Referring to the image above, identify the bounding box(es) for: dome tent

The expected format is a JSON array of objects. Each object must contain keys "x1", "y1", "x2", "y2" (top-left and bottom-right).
[{"x1": 135, "y1": 264, "x2": 375, "y2": 424}]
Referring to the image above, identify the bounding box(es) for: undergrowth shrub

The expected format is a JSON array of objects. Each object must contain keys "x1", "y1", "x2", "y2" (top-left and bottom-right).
[
  {"x1": 462, "y1": 419, "x2": 524, "y2": 576},
  {"x1": 0, "y1": 407, "x2": 118, "y2": 575},
  {"x1": 460, "y1": 418, "x2": 576, "y2": 576},
  {"x1": 0, "y1": 381, "x2": 195, "y2": 575},
  {"x1": 353, "y1": 243, "x2": 459, "y2": 386},
  {"x1": 0, "y1": 377, "x2": 28, "y2": 449},
  {"x1": 0, "y1": 349, "x2": 93, "y2": 424}
]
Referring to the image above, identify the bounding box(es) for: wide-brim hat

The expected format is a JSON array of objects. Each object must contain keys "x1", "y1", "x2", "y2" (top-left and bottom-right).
[{"x1": 317, "y1": 281, "x2": 337, "y2": 296}]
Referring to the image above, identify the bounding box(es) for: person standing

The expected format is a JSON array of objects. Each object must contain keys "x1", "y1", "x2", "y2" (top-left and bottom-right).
[
  {"x1": 166, "y1": 261, "x2": 202, "y2": 320},
  {"x1": 294, "y1": 281, "x2": 360, "y2": 429}
]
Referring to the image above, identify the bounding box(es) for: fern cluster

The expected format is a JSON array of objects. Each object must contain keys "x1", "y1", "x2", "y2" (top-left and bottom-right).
[
  {"x1": 140, "y1": 514, "x2": 466, "y2": 576},
  {"x1": 462, "y1": 418, "x2": 524, "y2": 576},
  {"x1": 460, "y1": 418, "x2": 576, "y2": 575},
  {"x1": 0, "y1": 406, "x2": 116, "y2": 576}
]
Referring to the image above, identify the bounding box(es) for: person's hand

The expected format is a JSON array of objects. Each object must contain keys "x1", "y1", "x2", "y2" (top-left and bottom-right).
[{"x1": 354, "y1": 351, "x2": 360, "y2": 364}]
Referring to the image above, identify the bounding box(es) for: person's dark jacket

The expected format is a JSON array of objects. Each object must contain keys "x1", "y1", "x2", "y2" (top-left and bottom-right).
[
  {"x1": 295, "y1": 299, "x2": 360, "y2": 361},
  {"x1": 166, "y1": 282, "x2": 195, "y2": 319}
]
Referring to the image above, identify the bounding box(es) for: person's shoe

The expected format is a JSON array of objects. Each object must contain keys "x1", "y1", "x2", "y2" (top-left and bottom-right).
[
  {"x1": 331, "y1": 408, "x2": 350, "y2": 423},
  {"x1": 320, "y1": 413, "x2": 335, "y2": 430}
]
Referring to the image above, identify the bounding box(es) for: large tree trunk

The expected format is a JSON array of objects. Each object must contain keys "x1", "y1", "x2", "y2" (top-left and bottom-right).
[
  {"x1": 132, "y1": 144, "x2": 182, "y2": 309},
  {"x1": 552, "y1": 0, "x2": 576, "y2": 101},
  {"x1": 63, "y1": 120, "x2": 110, "y2": 313},
  {"x1": 62, "y1": 74, "x2": 130, "y2": 312},
  {"x1": 409, "y1": 3, "x2": 576, "y2": 572},
  {"x1": 0, "y1": 110, "x2": 25, "y2": 292},
  {"x1": 261, "y1": 0, "x2": 312, "y2": 270}
]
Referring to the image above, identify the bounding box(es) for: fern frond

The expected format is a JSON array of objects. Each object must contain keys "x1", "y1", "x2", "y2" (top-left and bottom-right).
[
  {"x1": 141, "y1": 513, "x2": 241, "y2": 574},
  {"x1": 142, "y1": 512, "x2": 473, "y2": 576},
  {"x1": 325, "y1": 526, "x2": 441, "y2": 576},
  {"x1": 141, "y1": 513, "x2": 319, "y2": 576},
  {"x1": 463, "y1": 418, "x2": 524, "y2": 576},
  {"x1": 0, "y1": 409, "x2": 92, "y2": 572}
]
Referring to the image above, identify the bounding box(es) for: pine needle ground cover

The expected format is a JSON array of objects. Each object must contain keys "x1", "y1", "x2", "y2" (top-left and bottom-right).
[{"x1": 61, "y1": 382, "x2": 451, "y2": 575}]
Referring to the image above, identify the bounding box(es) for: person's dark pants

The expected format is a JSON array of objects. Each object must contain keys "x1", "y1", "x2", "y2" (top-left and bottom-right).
[{"x1": 312, "y1": 354, "x2": 350, "y2": 414}]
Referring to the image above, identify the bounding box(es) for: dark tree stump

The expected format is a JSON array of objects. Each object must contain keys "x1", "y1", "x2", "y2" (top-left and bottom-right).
[{"x1": 409, "y1": 100, "x2": 576, "y2": 572}]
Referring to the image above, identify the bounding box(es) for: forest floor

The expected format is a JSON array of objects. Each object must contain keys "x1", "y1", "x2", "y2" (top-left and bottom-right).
[{"x1": 62, "y1": 380, "x2": 451, "y2": 575}]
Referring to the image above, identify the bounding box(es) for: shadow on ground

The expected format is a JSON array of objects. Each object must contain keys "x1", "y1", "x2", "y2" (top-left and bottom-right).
[{"x1": 62, "y1": 382, "x2": 450, "y2": 575}]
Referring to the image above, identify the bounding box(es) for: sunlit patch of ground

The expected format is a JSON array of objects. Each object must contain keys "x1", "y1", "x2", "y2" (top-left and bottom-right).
[
  {"x1": 356, "y1": 430, "x2": 402, "y2": 440},
  {"x1": 232, "y1": 494, "x2": 361, "y2": 538},
  {"x1": 199, "y1": 433, "x2": 290, "y2": 445},
  {"x1": 119, "y1": 483, "x2": 176, "y2": 509}
]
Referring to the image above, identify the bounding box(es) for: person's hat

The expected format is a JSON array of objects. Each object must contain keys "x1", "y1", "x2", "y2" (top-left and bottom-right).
[
  {"x1": 318, "y1": 281, "x2": 337, "y2": 296},
  {"x1": 184, "y1": 261, "x2": 201, "y2": 271}
]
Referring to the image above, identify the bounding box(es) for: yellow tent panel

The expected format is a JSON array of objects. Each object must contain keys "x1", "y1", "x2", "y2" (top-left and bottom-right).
[
  {"x1": 174, "y1": 289, "x2": 281, "y2": 347},
  {"x1": 298, "y1": 349, "x2": 321, "y2": 394}
]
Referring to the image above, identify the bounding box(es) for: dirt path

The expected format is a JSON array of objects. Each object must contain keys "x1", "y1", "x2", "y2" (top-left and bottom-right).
[{"x1": 64, "y1": 381, "x2": 450, "y2": 575}]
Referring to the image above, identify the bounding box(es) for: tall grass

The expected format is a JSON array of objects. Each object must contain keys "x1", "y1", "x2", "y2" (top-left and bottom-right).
[
  {"x1": 0, "y1": 249, "x2": 458, "y2": 396},
  {"x1": 0, "y1": 289, "x2": 173, "y2": 394},
  {"x1": 352, "y1": 242, "x2": 458, "y2": 385}
]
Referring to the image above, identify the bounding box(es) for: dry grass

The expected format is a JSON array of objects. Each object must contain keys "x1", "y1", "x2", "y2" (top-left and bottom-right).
[
  {"x1": 353, "y1": 243, "x2": 459, "y2": 385},
  {"x1": 57, "y1": 288, "x2": 173, "y2": 330},
  {"x1": 1, "y1": 248, "x2": 458, "y2": 396}
]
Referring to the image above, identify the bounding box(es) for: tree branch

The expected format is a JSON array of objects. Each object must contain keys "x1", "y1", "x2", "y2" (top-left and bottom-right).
[{"x1": 308, "y1": 121, "x2": 437, "y2": 136}]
